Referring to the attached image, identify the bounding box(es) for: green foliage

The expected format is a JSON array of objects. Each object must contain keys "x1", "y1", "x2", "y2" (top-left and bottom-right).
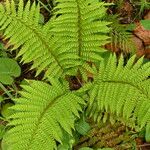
[
  {"x1": 111, "y1": 0, "x2": 150, "y2": 15},
  {"x1": 134, "y1": 0, "x2": 150, "y2": 15},
  {"x1": 50, "y1": 0, "x2": 110, "y2": 74},
  {"x1": 0, "y1": 95, "x2": 4, "y2": 102},
  {"x1": 97, "y1": 148, "x2": 114, "y2": 150},
  {"x1": 1, "y1": 103, "x2": 14, "y2": 118},
  {"x1": 0, "y1": 43, "x2": 7, "y2": 57},
  {"x1": 140, "y1": 20, "x2": 150, "y2": 30},
  {"x1": 107, "y1": 15, "x2": 136, "y2": 54},
  {"x1": 0, "y1": 58, "x2": 21, "y2": 85},
  {"x1": 146, "y1": 124, "x2": 150, "y2": 142},
  {"x1": 0, "y1": 0, "x2": 150, "y2": 149},
  {"x1": 2, "y1": 78, "x2": 84, "y2": 150},
  {"x1": 74, "y1": 121, "x2": 136, "y2": 149},
  {"x1": 127, "y1": 20, "x2": 150, "y2": 31},
  {"x1": 0, "y1": 0, "x2": 57, "y2": 78},
  {"x1": 0, "y1": 0, "x2": 110, "y2": 79},
  {"x1": 57, "y1": 131, "x2": 75, "y2": 150},
  {"x1": 86, "y1": 54, "x2": 150, "y2": 133}
]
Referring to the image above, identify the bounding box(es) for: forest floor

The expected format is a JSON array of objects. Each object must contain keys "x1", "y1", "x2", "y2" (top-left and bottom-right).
[{"x1": 0, "y1": 0, "x2": 150, "y2": 150}]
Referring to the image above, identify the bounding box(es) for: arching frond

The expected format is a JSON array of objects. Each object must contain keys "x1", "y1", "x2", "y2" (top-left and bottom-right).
[
  {"x1": 0, "y1": 0, "x2": 78, "y2": 78},
  {"x1": 86, "y1": 54, "x2": 150, "y2": 132},
  {"x1": 50, "y1": 0, "x2": 110, "y2": 75},
  {"x1": 0, "y1": 0, "x2": 110, "y2": 79},
  {"x1": 2, "y1": 79, "x2": 84, "y2": 150}
]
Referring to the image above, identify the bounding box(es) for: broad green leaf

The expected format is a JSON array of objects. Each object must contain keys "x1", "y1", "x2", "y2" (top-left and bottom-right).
[
  {"x1": 0, "y1": 43, "x2": 7, "y2": 57},
  {"x1": 1, "y1": 137, "x2": 8, "y2": 150},
  {"x1": 57, "y1": 130, "x2": 75, "y2": 150},
  {"x1": 127, "y1": 20, "x2": 150, "y2": 31},
  {"x1": 0, "y1": 43, "x2": 4, "y2": 50},
  {"x1": 0, "y1": 58, "x2": 21, "y2": 85},
  {"x1": 1, "y1": 103, "x2": 14, "y2": 118},
  {"x1": 141, "y1": 20, "x2": 150, "y2": 30}
]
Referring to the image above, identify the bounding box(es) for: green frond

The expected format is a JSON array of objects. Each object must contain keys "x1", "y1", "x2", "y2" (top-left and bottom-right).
[
  {"x1": 136, "y1": 0, "x2": 150, "y2": 15},
  {"x1": 107, "y1": 15, "x2": 136, "y2": 54},
  {"x1": 2, "y1": 79, "x2": 84, "y2": 150},
  {"x1": 86, "y1": 54, "x2": 150, "y2": 131},
  {"x1": 0, "y1": 0, "x2": 111, "y2": 79},
  {"x1": 50, "y1": 0, "x2": 110, "y2": 75},
  {"x1": 0, "y1": 0, "x2": 79, "y2": 78},
  {"x1": 111, "y1": 28, "x2": 135, "y2": 54}
]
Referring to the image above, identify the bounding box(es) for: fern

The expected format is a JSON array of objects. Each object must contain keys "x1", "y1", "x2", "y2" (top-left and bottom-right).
[
  {"x1": 86, "y1": 54, "x2": 150, "y2": 131},
  {"x1": 0, "y1": 0, "x2": 75, "y2": 78},
  {"x1": 49, "y1": 0, "x2": 110, "y2": 76},
  {"x1": 2, "y1": 78, "x2": 84, "y2": 150},
  {"x1": 0, "y1": 0, "x2": 110, "y2": 79},
  {"x1": 133, "y1": 0, "x2": 150, "y2": 15},
  {"x1": 105, "y1": 14, "x2": 136, "y2": 54},
  {"x1": 50, "y1": 0, "x2": 110, "y2": 62},
  {"x1": 0, "y1": 0, "x2": 65, "y2": 78},
  {"x1": 1, "y1": 0, "x2": 150, "y2": 149},
  {"x1": 111, "y1": 24, "x2": 136, "y2": 54}
]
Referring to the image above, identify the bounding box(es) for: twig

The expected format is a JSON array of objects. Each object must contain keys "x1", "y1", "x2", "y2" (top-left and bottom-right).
[
  {"x1": 138, "y1": 143, "x2": 150, "y2": 147},
  {"x1": 37, "y1": 0, "x2": 51, "y2": 13},
  {"x1": 0, "y1": 82, "x2": 13, "y2": 100}
]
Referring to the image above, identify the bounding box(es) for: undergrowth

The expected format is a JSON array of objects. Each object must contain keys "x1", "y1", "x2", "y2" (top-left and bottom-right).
[{"x1": 0, "y1": 0, "x2": 149, "y2": 150}]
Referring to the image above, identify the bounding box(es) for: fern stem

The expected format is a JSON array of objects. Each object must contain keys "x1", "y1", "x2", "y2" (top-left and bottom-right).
[
  {"x1": 103, "y1": 80, "x2": 147, "y2": 97},
  {"x1": 77, "y1": 0, "x2": 82, "y2": 57},
  {"x1": 37, "y1": 0, "x2": 51, "y2": 13},
  {"x1": 25, "y1": 92, "x2": 65, "y2": 150}
]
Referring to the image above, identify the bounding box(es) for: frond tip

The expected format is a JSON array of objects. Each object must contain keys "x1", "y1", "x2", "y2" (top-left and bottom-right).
[
  {"x1": 87, "y1": 54, "x2": 150, "y2": 132},
  {"x1": 2, "y1": 79, "x2": 84, "y2": 150}
]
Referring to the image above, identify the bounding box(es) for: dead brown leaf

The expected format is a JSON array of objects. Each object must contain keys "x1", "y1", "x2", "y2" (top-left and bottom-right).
[
  {"x1": 144, "y1": 10, "x2": 150, "y2": 20},
  {"x1": 137, "y1": 48, "x2": 150, "y2": 59},
  {"x1": 132, "y1": 35, "x2": 144, "y2": 51},
  {"x1": 133, "y1": 21, "x2": 150, "y2": 46}
]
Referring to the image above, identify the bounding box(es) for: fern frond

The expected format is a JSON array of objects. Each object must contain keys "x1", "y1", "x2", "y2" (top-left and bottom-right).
[
  {"x1": 0, "y1": 0, "x2": 110, "y2": 79},
  {"x1": 111, "y1": 26, "x2": 136, "y2": 54},
  {"x1": 106, "y1": 15, "x2": 136, "y2": 54},
  {"x1": 50, "y1": 0, "x2": 110, "y2": 75},
  {"x1": 0, "y1": 0, "x2": 79, "y2": 78},
  {"x1": 2, "y1": 79, "x2": 84, "y2": 150},
  {"x1": 135, "y1": 0, "x2": 150, "y2": 15},
  {"x1": 86, "y1": 54, "x2": 150, "y2": 131}
]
